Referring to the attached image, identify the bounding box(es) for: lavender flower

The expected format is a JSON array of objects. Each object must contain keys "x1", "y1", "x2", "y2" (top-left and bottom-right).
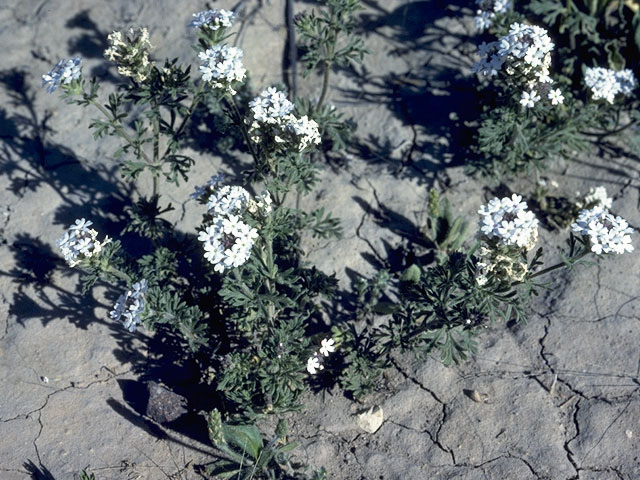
[
  {"x1": 478, "y1": 194, "x2": 539, "y2": 250},
  {"x1": 198, "y1": 45, "x2": 246, "y2": 94},
  {"x1": 42, "y1": 57, "x2": 82, "y2": 93},
  {"x1": 584, "y1": 67, "x2": 637, "y2": 104},
  {"x1": 571, "y1": 207, "x2": 634, "y2": 255},
  {"x1": 110, "y1": 279, "x2": 148, "y2": 332},
  {"x1": 56, "y1": 218, "x2": 111, "y2": 267},
  {"x1": 189, "y1": 9, "x2": 235, "y2": 30}
]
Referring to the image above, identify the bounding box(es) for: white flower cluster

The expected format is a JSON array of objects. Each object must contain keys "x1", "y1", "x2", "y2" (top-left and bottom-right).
[
  {"x1": 56, "y1": 218, "x2": 112, "y2": 267},
  {"x1": 198, "y1": 215, "x2": 258, "y2": 273},
  {"x1": 474, "y1": 0, "x2": 510, "y2": 32},
  {"x1": 110, "y1": 279, "x2": 148, "y2": 332},
  {"x1": 198, "y1": 45, "x2": 246, "y2": 95},
  {"x1": 42, "y1": 57, "x2": 82, "y2": 93},
  {"x1": 247, "y1": 88, "x2": 321, "y2": 152},
  {"x1": 579, "y1": 186, "x2": 613, "y2": 209},
  {"x1": 571, "y1": 207, "x2": 634, "y2": 255},
  {"x1": 284, "y1": 115, "x2": 322, "y2": 151},
  {"x1": 206, "y1": 185, "x2": 251, "y2": 216},
  {"x1": 473, "y1": 23, "x2": 562, "y2": 108},
  {"x1": 306, "y1": 338, "x2": 336, "y2": 374},
  {"x1": 189, "y1": 9, "x2": 235, "y2": 29},
  {"x1": 249, "y1": 87, "x2": 294, "y2": 124},
  {"x1": 104, "y1": 27, "x2": 153, "y2": 82},
  {"x1": 478, "y1": 194, "x2": 539, "y2": 250},
  {"x1": 195, "y1": 179, "x2": 271, "y2": 273},
  {"x1": 584, "y1": 67, "x2": 637, "y2": 104}
]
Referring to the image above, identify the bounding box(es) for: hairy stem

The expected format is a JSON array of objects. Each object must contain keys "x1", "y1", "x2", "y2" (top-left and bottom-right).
[{"x1": 90, "y1": 98, "x2": 153, "y2": 164}]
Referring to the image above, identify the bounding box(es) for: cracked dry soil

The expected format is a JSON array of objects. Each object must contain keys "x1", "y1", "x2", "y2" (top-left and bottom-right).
[{"x1": 0, "y1": 0, "x2": 639, "y2": 479}]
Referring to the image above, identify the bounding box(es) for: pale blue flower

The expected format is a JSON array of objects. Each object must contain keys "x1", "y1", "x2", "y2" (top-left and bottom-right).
[{"x1": 42, "y1": 57, "x2": 82, "y2": 93}]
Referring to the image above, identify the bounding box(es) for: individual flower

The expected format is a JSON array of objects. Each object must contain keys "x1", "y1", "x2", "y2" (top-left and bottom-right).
[
  {"x1": 584, "y1": 67, "x2": 637, "y2": 104},
  {"x1": 42, "y1": 57, "x2": 82, "y2": 93},
  {"x1": 189, "y1": 9, "x2": 235, "y2": 30},
  {"x1": 198, "y1": 45, "x2": 246, "y2": 94},
  {"x1": 306, "y1": 354, "x2": 323, "y2": 374},
  {"x1": 520, "y1": 90, "x2": 540, "y2": 108},
  {"x1": 110, "y1": 279, "x2": 148, "y2": 332},
  {"x1": 474, "y1": 0, "x2": 510, "y2": 32},
  {"x1": 56, "y1": 218, "x2": 112, "y2": 267},
  {"x1": 571, "y1": 207, "x2": 634, "y2": 254},
  {"x1": 478, "y1": 194, "x2": 539, "y2": 250},
  {"x1": 547, "y1": 88, "x2": 564, "y2": 105},
  {"x1": 104, "y1": 27, "x2": 153, "y2": 82},
  {"x1": 319, "y1": 338, "x2": 336, "y2": 357}
]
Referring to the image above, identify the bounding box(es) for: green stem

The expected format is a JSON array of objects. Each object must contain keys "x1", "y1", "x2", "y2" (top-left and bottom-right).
[
  {"x1": 160, "y1": 82, "x2": 205, "y2": 160},
  {"x1": 579, "y1": 118, "x2": 638, "y2": 140},
  {"x1": 225, "y1": 93, "x2": 261, "y2": 165},
  {"x1": 152, "y1": 104, "x2": 160, "y2": 198},
  {"x1": 105, "y1": 265, "x2": 132, "y2": 283},
  {"x1": 263, "y1": 235, "x2": 277, "y2": 326},
  {"x1": 528, "y1": 250, "x2": 590, "y2": 280},
  {"x1": 90, "y1": 98, "x2": 153, "y2": 165},
  {"x1": 315, "y1": 60, "x2": 331, "y2": 111}
]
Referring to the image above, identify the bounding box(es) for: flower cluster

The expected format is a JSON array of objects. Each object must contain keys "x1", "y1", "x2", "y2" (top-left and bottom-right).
[
  {"x1": 104, "y1": 27, "x2": 153, "y2": 82},
  {"x1": 110, "y1": 279, "x2": 148, "y2": 332},
  {"x1": 478, "y1": 194, "x2": 539, "y2": 250},
  {"x1": 198, "y1": 45, "x2": 246, "y2": 94},
  {"x1": 42, "y1": 57, "x2": 82, "y2": 94},
  {"x1": 249, "y1": 87, "x2": 294, "y2": 124},
  {"x1": 475, "y1": 245, "x2": 528, "y2": 286},
  {"x1": 189, "y1": 9, "x2": 235, "y2": 30},
  {"x1": 584, "y1": 67, "x2": 637, "y2": 104},
  {"x1": 571, "y1": 207, "x2": 634, "y2": 255},
  {"x1": 473, "y1": 23, "x2": 561, "y2": 108},
  {"x1": 578, "y1": 185, "x2": 613, "y2": 210},
  {"x1": 206, "y1": 185, "x2": 251, "y2": 217},
  {"x1": 474, "y1": 0, "x2": 510, "y2": 32},
  {"x1": 194, "y1": 179, "x2": 272, "y2": 273},
  {"x1": 306, "y1": 338, "x2": 336, "y2": 374},
  {"x1": 198, "y1": 216, "x2": 258, "y2": 273},
  {"x1": 56, "y1": 218, "x2": 111, "y2": 267},
  {"x1": 248, "y1": 88, "x2": 321, "y2": 152}
]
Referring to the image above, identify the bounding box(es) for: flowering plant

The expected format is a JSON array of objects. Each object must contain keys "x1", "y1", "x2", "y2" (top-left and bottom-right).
[
  {"x1": 45, "y1": 6, "x2": 367, "y2": 454},
  {"x1": 469, "y1": 0, "x2": 640, "y2": 178},
  {"x1": 338, "y1": 189, "x2": 634, "y2": 397}
]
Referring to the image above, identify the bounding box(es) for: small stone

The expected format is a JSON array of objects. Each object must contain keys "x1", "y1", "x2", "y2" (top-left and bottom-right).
[
  {"x1": 356, "y1": 405, "x2": 383, "y2": 433},
  {"x1": 464, "y1": 389, "x2": 488, "y2": 403},
  {"x1": 145, "y1": 381, "x2": 188, "y2": 424},
  {"x1": 625, "y1": 429, "x2": 633, "y2": 439}
]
